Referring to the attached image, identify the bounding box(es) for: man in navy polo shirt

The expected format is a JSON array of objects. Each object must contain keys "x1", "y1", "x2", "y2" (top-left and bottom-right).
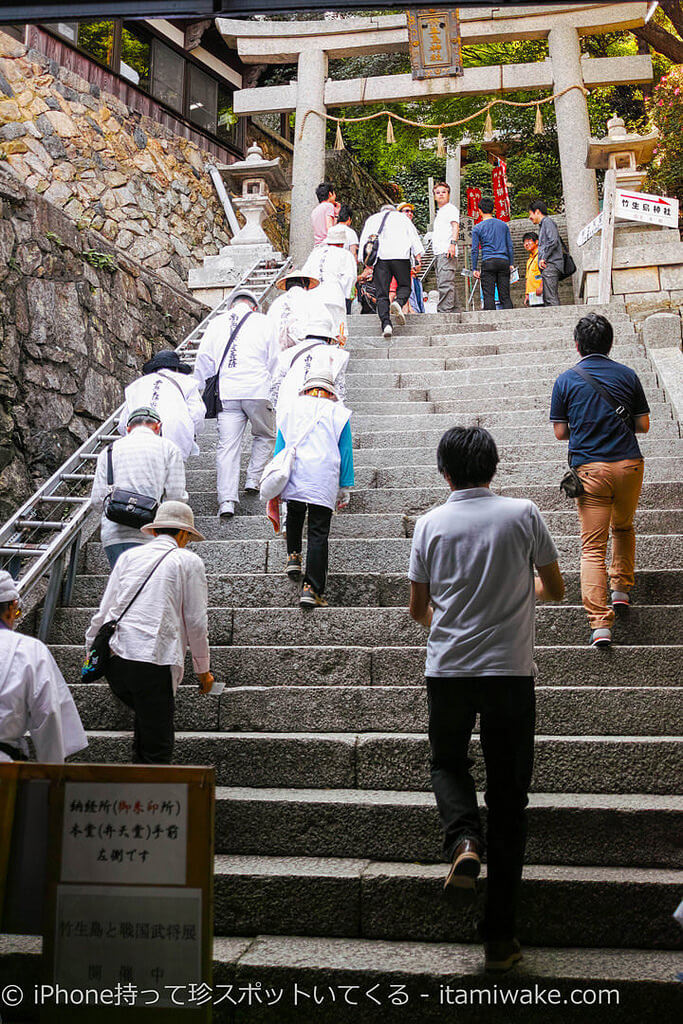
[{"x1": 550, "y1": 313, "x2": 650, "y2": 647}]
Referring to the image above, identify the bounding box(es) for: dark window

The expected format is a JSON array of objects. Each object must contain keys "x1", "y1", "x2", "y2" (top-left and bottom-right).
[
  {"x1": 188, "y1": 64, "x2": 217, "y2": 134},
  {"x1": 120, "y1": 25, "x2": 150, "y2": 90},
  {"x1": 3, "y1": 25, "x2": 25, "y2": 42},
  {"x1": 77, "y1": 20, "x2": 115, "y2": 66},
  {"x1": 217, "y1": 84, "x2": 239, "y2": 146},
  {"x1": 151, "y1": 38, "x2": 185, "y2": 114},
  {"x1": 43, "y1": 21, "x2": 79, "y2": 45}
]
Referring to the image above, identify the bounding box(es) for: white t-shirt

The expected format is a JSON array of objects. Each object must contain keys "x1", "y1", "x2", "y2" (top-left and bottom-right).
[
  {"x1": 341, "y1": 225, "x2": 359, "y2": 252},
  {"x1": 359, "y1": 210, "x2": 425, "y2": 263},
  {"x1": 432, "y1": 201, "x2": 461, "y2": 256}
]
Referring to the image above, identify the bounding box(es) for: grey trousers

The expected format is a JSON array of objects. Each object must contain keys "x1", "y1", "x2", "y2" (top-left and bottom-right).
[
  {"x1": 217, "y1": 398, "x2": 275, "y2": 504},
  {"x1": 541, "y1": 266, "x2": 561, "y2": 306},
  {"x1": 435, "y1": 253, "x2": 458, "y2": 312}
]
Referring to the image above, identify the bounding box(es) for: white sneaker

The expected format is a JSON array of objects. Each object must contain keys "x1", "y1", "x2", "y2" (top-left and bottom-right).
[
  {"x1": 390, "y1": 300, "x2": 406, "y2": 326},
  {"x1": 382, "y1": 323, "x2": 393, "y2": 339},
  {"x1": 219, "y1": 501, "x2": 235, "y2": 520}
]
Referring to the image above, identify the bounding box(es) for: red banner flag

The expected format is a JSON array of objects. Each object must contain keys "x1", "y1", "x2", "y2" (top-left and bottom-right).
[
  {"x1": 467, "y1": 187, "x2": 483, "y2": 223},
  {"x1": 492, "y1": 161, "x2": 511, "y2": 222}
]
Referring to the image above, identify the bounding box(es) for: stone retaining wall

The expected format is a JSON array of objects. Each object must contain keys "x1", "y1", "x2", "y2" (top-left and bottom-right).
[
  {"x1": 0, "y1": 28, "x2": 236, "y2": 291},
  {"x1": 0, "y1": 167, "x2": 203, "y2": 520}
]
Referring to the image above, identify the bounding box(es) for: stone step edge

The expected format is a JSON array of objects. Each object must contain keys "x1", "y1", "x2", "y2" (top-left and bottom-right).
[
  {"x1": 84, "y1": 731, "x2": 683, "y2": 743},
  {"x1": 212, "y1": 855, "x2": 682, "y2": 886},
  {"x1": 59, "y1": 603, "x2": 683, "y2": 613},
  {"x1": 214, "y1": 787, "x2": 683, "y2": 811},
  {"x1": 6, "y1": 934, "x2": 682, "y2": 986}
]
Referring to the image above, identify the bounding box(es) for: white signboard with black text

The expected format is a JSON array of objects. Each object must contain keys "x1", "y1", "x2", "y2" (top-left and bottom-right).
[{"x1": 615, "y1": 189, "x2": 679, "y2": 228}]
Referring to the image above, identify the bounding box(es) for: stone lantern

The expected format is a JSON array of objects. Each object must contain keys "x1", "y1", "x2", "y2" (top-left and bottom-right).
[
  {"x1": 188, "y1": 140, "x2": 290, "y2": 307},
  {"x1": 221, "y1": 141, "x2": 288, "y2": 248},
  {"x1": 585, "y1": 114, "x2": 659, "y2": 191}
]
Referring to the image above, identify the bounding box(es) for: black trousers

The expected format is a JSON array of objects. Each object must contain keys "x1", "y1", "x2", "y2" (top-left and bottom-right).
[
  {"x1": 106, "y1": 656, "x2": 175, "y2": 764},
  {"x1": 286, "y1": 500, "x2": 333, "y2": 595},
  {"x1": 480, "y1": 258, "x2": 513, "y2": 310},
  {"x1": 374, "y1": 258, "x2": 411, "y2": 329},
  {"x1": 426, "y1": 676, "x2": 535, "y2": 941}
]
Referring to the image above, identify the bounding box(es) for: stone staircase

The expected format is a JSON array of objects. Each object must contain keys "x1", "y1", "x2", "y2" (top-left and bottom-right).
[{"x1": 40, "y1": 305, "x2": 683, "y2": 1019}]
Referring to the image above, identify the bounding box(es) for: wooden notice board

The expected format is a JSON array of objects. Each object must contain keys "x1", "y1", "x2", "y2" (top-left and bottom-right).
[{"x1": 0, "y1": 763, "x2": 214, "y2": 1022}]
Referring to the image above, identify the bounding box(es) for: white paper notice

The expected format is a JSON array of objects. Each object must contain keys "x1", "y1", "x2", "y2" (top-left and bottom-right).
[
  {"x1": 61, "y1": 782, "x2": 188, "y2": 885},
  {"x1": 54, "y1": 885, "x2": 202, "y2": 1007}
]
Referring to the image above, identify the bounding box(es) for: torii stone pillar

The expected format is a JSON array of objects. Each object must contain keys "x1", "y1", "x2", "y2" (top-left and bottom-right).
[
  {"x1": 548, "y1": 23, "x2": 600, "y2": 289},
  {"x1": 291, "y1": 49, "x2": 327, "y2": 266}
]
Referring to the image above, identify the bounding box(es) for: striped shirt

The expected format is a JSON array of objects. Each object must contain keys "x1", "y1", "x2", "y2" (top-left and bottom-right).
[{"x1": 90, "y1": 426, "x2": 187, "y2": 549}]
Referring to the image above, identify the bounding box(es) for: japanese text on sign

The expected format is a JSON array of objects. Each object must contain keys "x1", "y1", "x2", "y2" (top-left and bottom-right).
[
  {"x1": 407, "y1": 8, "x2": 463, "y2": 81},
  {"x1": 61, "y1": 782, "x2": 188, "y2": 885},
  {"x1": 615, "y1": 189, "x2": 679, "y2": 228}
]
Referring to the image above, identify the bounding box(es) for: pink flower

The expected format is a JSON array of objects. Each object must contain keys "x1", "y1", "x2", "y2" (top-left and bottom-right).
[
  {"x1": 658, "y1": 99, "x2": 663, "y2": 105},
  {"x1": 674, "y1": 88, "x2": 680, "y2": 95}
]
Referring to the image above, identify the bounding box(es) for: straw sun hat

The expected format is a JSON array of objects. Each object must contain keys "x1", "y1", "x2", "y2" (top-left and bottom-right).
[{"x1": 141, "y1": 501, "x2": 206, "y2": 541}]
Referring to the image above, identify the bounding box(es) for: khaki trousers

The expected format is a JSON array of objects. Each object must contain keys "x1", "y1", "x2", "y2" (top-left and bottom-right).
[{"x1": 576, "y1": 459, "x2": 644, "y2": 629}]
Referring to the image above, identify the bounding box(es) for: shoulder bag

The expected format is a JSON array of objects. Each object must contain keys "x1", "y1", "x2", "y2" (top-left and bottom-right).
[
  {"x1": 81, "y1": 547, "x2": 174, "y2": 682},
  {"x1": 103, "y1": 445, "x2": 158, "y2": 529},
  {"x1": 202, "y1": 310, "x2": 254, "y2": 419},
  {"x1": 559, "y1": 237, "x2": 577, "y2": 280},
  {"x1": 559, "y1": 366, "x2": 635, "y2": 498},
  {"x1": 362, "y1": 210, "x2": 393, "y2": 269},
  {"x1": 259, "y1": 408, "x2": 323, "y2": 502}
]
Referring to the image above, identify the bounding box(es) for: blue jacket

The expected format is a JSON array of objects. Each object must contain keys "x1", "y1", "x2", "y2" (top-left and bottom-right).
[{"x1": 471, "y1": 217, "x2": 514, "y2": 269}]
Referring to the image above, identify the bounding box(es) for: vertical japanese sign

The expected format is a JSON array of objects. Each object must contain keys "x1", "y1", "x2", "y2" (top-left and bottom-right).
[
  {"x1": 492, "y1": 160, "x2": 511, "y2": 222},
  {"x1": 406, "y1": 8, "x2": 463, "y2": 81},
  {"x1": 0, "y1": 763, "x2": 214, "y2": 1022},
  {"x1": 467, "y1": 187, "x2": 483, "y2": 224}
]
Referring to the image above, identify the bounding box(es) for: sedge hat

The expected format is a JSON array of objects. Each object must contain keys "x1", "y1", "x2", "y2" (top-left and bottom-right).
[
  {"x1": 0, "y1": 570, "x2": 20, "y2": 604},
  {"x1": 324, "y1": 225, "x2": 348, "y2": 245},
  {"x1": 127, "y1": 406, "x2": 162, "y2": 427},
  {"x1": 141, "y1": 501, "x2": 205, "y2": 542},
  {"x1": 276, "y1": 269, "x2": 320, "y2": 291}
]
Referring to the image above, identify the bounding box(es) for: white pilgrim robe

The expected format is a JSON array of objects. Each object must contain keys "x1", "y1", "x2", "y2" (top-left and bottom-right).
[
  {"x1": 301, "y1": 245, "x2": 357, "y2": 342},
  {"x1": 118, "y1": 371, "x2": 206, "y2": 460},
  {"x1": 274, "y1": 339, "x2": 349, "y2": 424},
  {"x1": 0, "y1": 628, "x2": 88, "y2": 762}
]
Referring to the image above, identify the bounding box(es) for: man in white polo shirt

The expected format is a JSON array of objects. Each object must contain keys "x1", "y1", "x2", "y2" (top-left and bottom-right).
[
  {"x1": 431, "y1": 181, "x2": 460, "y2": 312},
  {"x1": 409, "y1": 426, "x2": 564, "y2": 974},
  {"x1": 359, "y1": 204, "x2": 424, "y2": 338}
]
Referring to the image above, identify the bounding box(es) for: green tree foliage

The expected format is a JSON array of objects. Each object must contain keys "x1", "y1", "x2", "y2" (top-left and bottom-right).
[{"x1": 645, "y1": 66, "x2": 683, "y2": 205}]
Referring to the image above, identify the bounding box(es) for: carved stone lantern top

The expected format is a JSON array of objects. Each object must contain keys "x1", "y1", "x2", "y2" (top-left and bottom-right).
[{"x1": 218, "y1": 142, "x2": 289, "y2": 196}]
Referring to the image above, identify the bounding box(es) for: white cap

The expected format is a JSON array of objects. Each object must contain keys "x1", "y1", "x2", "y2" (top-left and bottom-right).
[
  {"x1": 229, "y1": 288, "x2": 260, "y2": 309},
  {"x1": 303, "y1": 306, "x2": 337, "y2": 341},
  {"x1": 324, "y1": 224, "x2": 348, "y2": 245},
  {"x1": 0, "y1": 570, "x2": 20, "y2": 603},
  {"x1": 300, "y1": 368, "x2": 338, "y2": 399}
]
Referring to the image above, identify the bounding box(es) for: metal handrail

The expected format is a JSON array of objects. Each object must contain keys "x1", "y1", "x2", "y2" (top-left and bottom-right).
[{"x1": 0, "y1": 253, "x2": 288, "y2": 630}]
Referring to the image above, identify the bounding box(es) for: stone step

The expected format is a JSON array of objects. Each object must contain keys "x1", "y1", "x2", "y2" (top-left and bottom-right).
[
  {"x1": 75, "y1": 732, "x2": 683, "y2": 794},
  {"x1": 193, "y1": 438, "x2": 683, "y2": 469},
  {"x1": 344, "y1": 411, "x2": 677, "y2": 433},
  {"x1": 345, "y1": 354, "x2": 653, "y2": 377},
  {"x1": 183, "y1": 455, "x2": 681, "y2": 493},
  {"x1": 51, "y1": 644, "x2": 683, "y2": 688},
  {"x1": 69, "y1": 568, "x2": 683, "y2": 609},
  {"x1": 211, "y1": 856, "x2": 682, "y2": 949},
  {"x1": 344, "y1": 369, "x2": 661, "y2": 393},
  {"x1": 82, "y1": 532, "x2": 682, "y2": 575},
  {"x1": 71, "y1": 684, "x2": 683, "y2": 739},
  {"x1": 350, "y1": 336, "x2": 640, "y2": 359},
  {"x1": 353, "y1": 425, "x2": 681, "y2": 451},
  {"x1": 2, "y1": 937, "x2": 680, "y2": 1024},
  {"x1": 348, "y1": 395, "x2": 665, "y2": 417},
  {"x1": 213, "y1": 787, "x2": 682, "y2": 868},
  {"x1": 89, "y1": 507, "x2": 683, "y2": 541},
  {"x1": 184, "y1": 481, "x2": 683, "y2": 516}
]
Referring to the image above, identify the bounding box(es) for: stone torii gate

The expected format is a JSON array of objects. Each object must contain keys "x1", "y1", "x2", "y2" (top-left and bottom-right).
[{"x1": 219, "y1": 3, "x2": 653, "y2": 267}]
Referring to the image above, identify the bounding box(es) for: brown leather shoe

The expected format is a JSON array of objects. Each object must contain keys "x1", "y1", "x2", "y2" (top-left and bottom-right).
[
  {"x1": 485, "y1": 938, "x2": 523, "y2": 973},
  {"x1": 444, "y1": 838, "x2": 482, "y2": 896}
]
